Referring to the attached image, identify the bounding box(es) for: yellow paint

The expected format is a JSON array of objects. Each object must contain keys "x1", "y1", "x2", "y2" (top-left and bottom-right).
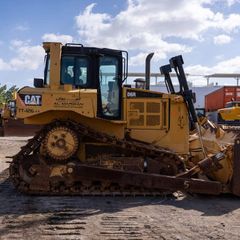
[
  {"x1": 218, "y1": 105, "x2": 240, "y2": 121},
  {"x1": 43, "y1": 42, "x2": 62, "y2": 90},
  {"x1": 11, "y1": 41, "x2": 234, "y2": 185}
]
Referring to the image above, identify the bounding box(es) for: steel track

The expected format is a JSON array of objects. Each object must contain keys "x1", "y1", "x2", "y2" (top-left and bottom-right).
[{"x1": 9, "y1": 120, "x2": 185, "y2": 195}]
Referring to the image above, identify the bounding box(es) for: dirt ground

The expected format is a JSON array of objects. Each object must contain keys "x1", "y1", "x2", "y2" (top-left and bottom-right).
[{"x1": 1, "y1": 137, "x2": 240, "y2": 240}]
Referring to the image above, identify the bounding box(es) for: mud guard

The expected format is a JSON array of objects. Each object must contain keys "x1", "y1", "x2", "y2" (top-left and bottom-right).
[{"x1": 231, "y1": 137, "x2": 240, "y2": 196}]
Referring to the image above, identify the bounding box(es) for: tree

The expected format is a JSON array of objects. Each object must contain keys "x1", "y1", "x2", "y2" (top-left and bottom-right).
[
  {"x1": 0, "y1": 85, "x2": 18, "y2": 106},
  {"x1": 0, "y1": 85, "x2": 7, "y2": 105}
]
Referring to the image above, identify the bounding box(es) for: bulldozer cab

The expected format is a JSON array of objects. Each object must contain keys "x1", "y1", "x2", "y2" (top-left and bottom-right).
[
  {"x1": 42, "y1": 42, "x2": 127, "y2": 120},
  {"x1": 225, "y1": 101, "x2": 240, "y2": 108}
]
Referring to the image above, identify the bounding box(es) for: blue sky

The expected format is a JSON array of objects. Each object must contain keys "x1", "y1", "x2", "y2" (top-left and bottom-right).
[{"x1": 1, "y1": 0, "x2": 240, "y2": 87}]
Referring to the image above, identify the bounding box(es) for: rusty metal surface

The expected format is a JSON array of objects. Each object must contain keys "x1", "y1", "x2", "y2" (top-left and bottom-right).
[
  {"x1": 68, "y1": 164, "x2": 223, "y2": 195},
  {"x1": 9, "y1": 120, "x2": 187, "y2": 195},
  {"x1": 231, "y1": 138, "x2": 240, "y2": 196}
]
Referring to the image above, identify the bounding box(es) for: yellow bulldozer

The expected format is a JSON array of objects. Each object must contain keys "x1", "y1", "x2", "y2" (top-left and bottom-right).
[
  {"x1": 218, "y1": 101, "x2": 240, "y2": 126},
  {"x1": 2, "y1": 42, "x2": 240, "y2": 196}
]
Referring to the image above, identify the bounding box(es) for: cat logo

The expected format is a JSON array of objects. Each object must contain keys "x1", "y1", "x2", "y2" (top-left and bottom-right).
[{"x1": 19, "y1": 94, "x2": 42, "y2": 106}]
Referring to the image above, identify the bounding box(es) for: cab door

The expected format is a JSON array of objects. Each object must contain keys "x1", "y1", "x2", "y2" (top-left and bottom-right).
[{"x1": 97, "y1": 54, "x2": 122, "y2": 120}]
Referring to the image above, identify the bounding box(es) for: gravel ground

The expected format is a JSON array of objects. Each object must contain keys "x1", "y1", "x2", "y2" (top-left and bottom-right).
[{"x1": 0, "y1": 137, "x2": 240, "y2": 240}]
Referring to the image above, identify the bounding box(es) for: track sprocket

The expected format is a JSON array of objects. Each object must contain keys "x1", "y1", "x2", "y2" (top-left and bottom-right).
[{"x1": 42, "y1": 125, "x2": 79, "y2": 161}]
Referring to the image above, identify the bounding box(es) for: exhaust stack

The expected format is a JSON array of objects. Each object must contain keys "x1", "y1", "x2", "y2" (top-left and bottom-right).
[{"x1": 145, "y1": 53, "x2": 154, "y2": 90}]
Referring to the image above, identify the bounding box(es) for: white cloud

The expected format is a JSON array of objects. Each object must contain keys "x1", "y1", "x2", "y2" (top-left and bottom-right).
[
  {"x1": 0, "y1": 33, "x2": 73, "y2": 72},
  {"x1": 75, "y1": 3, "x2": 111, "y2": 40},
  {"x1": 42, "y1": 33, "x2": 73, "y2": 44},
  {"x1": 211, "y1": 13, "x2": 240, "y2": 33},
  {"x1": 9, "y1": 45, "x2": 45, "y2": 70},
  {"x1": 213, "y1": 56, "x2": 240, "y2": 72},
  {"x1": 129, "y1": 44, "x2": 191, "y2": 66},
  {"x1": 186, "y1": 56, "x2": 240, "y2": 76},
  {"x1": 225, "y1": 0, "x2": 240, "y2": 6},
  {"x1": 75, "y1": 1, "x2": 196, "y2": 64},
  {"x1": 203, "y1": 0, "x2": 240, "y2": 6},
  {"x1": 0, "y1": 41, "x2": 45, "y2": 71},
  {"x1": 10, "y1": 39, "x2": 31, "y2": 49},
  {"x1": 1, "y1": 0, "x2": 240, "y2": 78},
  {"x1": 185, "y1": 56, "x2": 240, "y2": 86},
  {"x1": 10, "y1": 40, "x2": 25, "y2": 48},
  {"x1": 213, "y1": 34, "x2": 232, "y2": 45},
  {"x1": 186, "y1": 64, "x2": 213, "y2": 75},
  {"x1": 75, "y1": 1, "x2": 240, "y2": 64},
  {"x1": 129, "y1": 52, "x2": 152, "y2": 66}
]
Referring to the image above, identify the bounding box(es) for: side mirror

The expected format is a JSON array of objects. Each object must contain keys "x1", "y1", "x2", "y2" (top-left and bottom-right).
[{"x1": 34, "y1": 78, "x2": 44, "y2": 88}]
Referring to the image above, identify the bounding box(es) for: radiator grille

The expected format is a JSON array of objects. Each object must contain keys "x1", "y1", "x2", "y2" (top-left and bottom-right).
[
  {"x1": 147, "y1": 102, "x2": 160, "y2": 113},
  {"x1": 127, "y1": 99, "x2": 167, "y2": 129},
  {"x1": 128, "y1": 102, "x2": 145, "y2": 126},
  {"x1": 130, "y1": 102, "x2": 144, "y2": 113},
  {"x1": 146, "y1": 115, "x2": 160, "y2": 126},
  {"x1": 129, "y1": 115, "x2": 144, "y2": 126}
]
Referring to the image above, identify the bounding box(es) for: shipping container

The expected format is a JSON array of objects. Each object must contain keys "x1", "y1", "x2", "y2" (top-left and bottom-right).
[{"x1": 205, "y1": 86, "x2": 240, "y2": 112}]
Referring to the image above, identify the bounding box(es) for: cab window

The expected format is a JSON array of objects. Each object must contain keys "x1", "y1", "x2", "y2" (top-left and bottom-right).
[
  {"x1": 99, "y1": 56, "x2": 120, "y2": 118},
  {"x1": 76, "y1": 58, "x2": 88, "y2": 86},
  {"x1": 61, "y1": 56, "x2": 74, "y2": 84},
  {"x1": 44, "y1": 54, "x2": 50, "y2": 85},
  {"x1": 61, "y1": 56, "x2": 89, "y2": 87}
]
